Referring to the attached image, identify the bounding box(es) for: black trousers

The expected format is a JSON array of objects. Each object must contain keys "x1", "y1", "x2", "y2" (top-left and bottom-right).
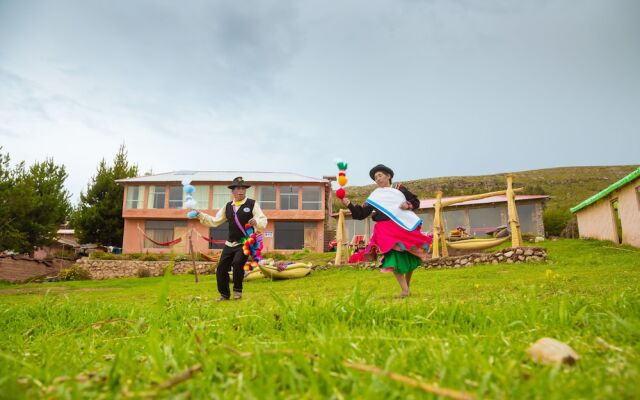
[{"x1": 216, "y1": 245, "x2": 248, "y2": 298}]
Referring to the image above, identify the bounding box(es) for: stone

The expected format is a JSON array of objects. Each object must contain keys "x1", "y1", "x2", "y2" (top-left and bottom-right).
[
  {"x1": 527, "y1": 337, "x2": 579, "y2": 366},
  {"x1": 515, "y1": 249, "x2": 524, "y2": 255},
  {"x1": 506, "y1": 259, "x2": 514, "y2": 264},
  {"x1": 518, "y1": 255, "x2": 525, "y2": 261},
  {"x1": 524, "y1": 249, "x2": 534, "y2": 256},
  {"x1": 504, "y1": 251, "x2": 514, "y2": 258}
]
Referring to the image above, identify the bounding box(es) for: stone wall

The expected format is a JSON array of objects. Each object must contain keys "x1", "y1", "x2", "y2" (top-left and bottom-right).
[
  {"x1": 73, "y1": 258, "x2": 216, "y2": 280},
  {"x1": 423, "y1": 247, "x2": 547, "y2": 269}
]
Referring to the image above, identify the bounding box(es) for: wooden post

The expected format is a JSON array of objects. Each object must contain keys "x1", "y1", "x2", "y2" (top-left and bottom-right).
[
  {"x1": 506, "y1": 174, "x2": 523, "y2": 247},
  {"x1": 432, "y1": 191, "x2": 442, "y2": 259},
  {"x1": 364, "y1": 217, "x2": 371, "y2": 244},
  {"x1": 335, "y1": 209, "x2": 348, "y2": 265},
  {"x1": 188, "y1": 229, "x2": 199, "y2": 283}
]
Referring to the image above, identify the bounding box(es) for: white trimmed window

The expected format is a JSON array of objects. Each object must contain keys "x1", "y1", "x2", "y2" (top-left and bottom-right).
[
  {"x1": 280, "y1": 186, "x2": 299, "y2": 210},
  {"x1": 126, "y1": 185, "x2": 144, "y2": 209},
  {"x1": 147, "y1": 186, "x2": 166, "y2": 209},
  {"x1": 168, "y1": 186, "x2": 183, "y2": 209},
  {"x1": 212, "y1": 185, "x2": 231, "y2": 209},
  {"x1": 259, "y1": 186, "x2": 276, "y2": 210},
  {"x1": 192, "y1": 185, "x2": 210, "y2": 209},
  {"x1": 302, "y1": 186, "x2": 322, "y2": 210}
]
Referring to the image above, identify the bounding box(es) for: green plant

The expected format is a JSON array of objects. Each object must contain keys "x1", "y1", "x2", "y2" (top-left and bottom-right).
[
  {"x1": 141, "y1": 254, "x2": 159, "y2": 262},
  {"x1": 58, "y1": 265, "x2": 91, "y2": 281},
  {"x1": 136, "y1": 267, "x2": 151, "y2": 278},
  {"x1": 89, "y1": 251, "x2": 117, "y2": 260}
]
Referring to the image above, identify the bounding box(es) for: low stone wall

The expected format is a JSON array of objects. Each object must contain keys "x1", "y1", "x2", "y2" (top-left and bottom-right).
[
  {"x1": 73, "y1": 258, "x2": 216, "y2": 280},
  {"x1": 423, "y1": 247, "x2": 547, "y2": 269}
]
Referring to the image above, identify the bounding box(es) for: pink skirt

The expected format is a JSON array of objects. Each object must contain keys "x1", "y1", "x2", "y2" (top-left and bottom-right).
[{"x1": 365, "y1": 220, "x2": 431, "y2": 263}]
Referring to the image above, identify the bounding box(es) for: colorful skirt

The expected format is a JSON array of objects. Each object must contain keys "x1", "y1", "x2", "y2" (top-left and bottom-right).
[{"x1": 365, "y1": 220, "x2": 431, "y2": 274}]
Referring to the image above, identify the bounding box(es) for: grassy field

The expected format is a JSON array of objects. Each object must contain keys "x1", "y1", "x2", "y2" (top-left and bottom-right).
[{"x1": 1, "y1": 239, "x2": 639, "y2": 399}]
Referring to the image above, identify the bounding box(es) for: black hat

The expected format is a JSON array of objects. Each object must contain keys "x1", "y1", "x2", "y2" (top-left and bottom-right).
[
  {"x1": 228, "y1": 176, "x2": 251, "y2": 189},
  {"x1": 369, "y1": 164, "x2": 394, "y2": 180}
]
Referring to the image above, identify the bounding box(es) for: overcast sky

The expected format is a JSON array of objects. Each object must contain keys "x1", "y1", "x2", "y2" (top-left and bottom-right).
[{"x1": 1, "y1": 0, "x2": 638, "y2": 202}]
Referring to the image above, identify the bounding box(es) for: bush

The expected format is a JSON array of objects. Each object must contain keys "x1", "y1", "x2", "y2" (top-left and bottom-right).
[
  {"x1": 141, "y1": 254, "x2": 159, "y2": 261},
  {"x1": 136, "y1": 267, "x2": 151, "y2": 278},
  {"x1": 59, "y1": 265, "x2": 91, "y2": 281},
  {"x1": 89, "y1": 251, "x2": 117, "y2": 260},
  {"x1": 544, "y1": 209, "x2": 573, "y2": 237},
  {"x1": 53, "y1": 249, "x2": 76, "y2": 259},
  {"x1": 173, "y1": 254, "x2": 190, "y2": 262}
]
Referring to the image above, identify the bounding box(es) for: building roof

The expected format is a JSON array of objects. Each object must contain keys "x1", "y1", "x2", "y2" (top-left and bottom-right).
[
  {"x1": 116, "y1": 171, "x2": 328, "y2": 184},
  {"x1": 419, "y1": 194, "x2": 549, "y2": 209},
  {"x1": 570, "y1": 167, "x2": 640, "y2": 213},
  {"x1": 333, "y1": 194, "x2": 549, "y2": 216}
]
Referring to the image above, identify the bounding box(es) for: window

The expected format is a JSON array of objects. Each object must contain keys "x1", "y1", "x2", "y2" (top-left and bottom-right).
[
  {"x1": 275, "y1": 221, "x2": 304, "y2": 249},
  {"x1": 192, "y1": 185, "x2": 210, "y2": 209},
  {"x1": 144, "y1": 220, "x2": 186, "y2": 248},
  {"x1": 213, "y1": 185, "x2": 231, "y2": 209},
  {"x1": 415, "y1": 211, "x2": 434, "y2": 233},
  {"x1": 469, "y1": 206, "x2": 505, "y2": 236},
  {"x1": 169, "y1": 186, "x2": 183, "y2": 209},
  {"x1": 280, "y1": 186, "x2": 299, "y2": 210},
  {"x1": 147, "y1": 186, "x2": 166, "y2": 209},
  {"x1": 516, "y1": 204, "x2": 536, "y2": 234},
  {"x1": 259, "y1": 186, "x2": 276, "y2": 210},
  {"x1": 443, "y1": 209, "x2": 466, "y2": 232},
  {"x1": 345, "y1": 218, "x2": 374, "y2": 241},
  {"x1": 126, "y1": 186, "x2": 144, "y2": 209},
  {"x1": 209, "y1": 226, "x2": 229, "y2": 250},
  {"x1": 302, "y1": 186, "x2": 322, "y2": 210}
]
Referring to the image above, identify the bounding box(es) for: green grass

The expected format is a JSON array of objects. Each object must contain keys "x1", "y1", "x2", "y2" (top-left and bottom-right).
[{"x1": 1, "y1": 239, "x2": 639, "y2": 399}]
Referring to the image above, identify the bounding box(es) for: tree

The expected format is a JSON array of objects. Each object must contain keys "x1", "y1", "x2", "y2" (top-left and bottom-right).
[
  {"x1": 72, "y1": 145, "x2": 138, "y2": 246},
  {"x1": 0, "y1": 148, "x2": 71, "y2": 253}
]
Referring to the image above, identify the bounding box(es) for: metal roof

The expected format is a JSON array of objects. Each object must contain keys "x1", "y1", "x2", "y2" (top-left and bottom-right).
[
  {"x1": 570, "y1": 167, "x2": 640, "y2": 213},
  {"x1": 116, "y1": 171, "x2": 328, "y2": 184},
  {"x1": 333, "y1": 194, "x2": 549, "y2": 216},
  {"x1": 419, "y1": 194, "x2": 549, "y2": 209}
]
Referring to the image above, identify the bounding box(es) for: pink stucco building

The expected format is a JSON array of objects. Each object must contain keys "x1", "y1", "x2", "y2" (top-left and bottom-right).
[{"x1": 116, "y1": 171, "x2": 332, "y2": 254}]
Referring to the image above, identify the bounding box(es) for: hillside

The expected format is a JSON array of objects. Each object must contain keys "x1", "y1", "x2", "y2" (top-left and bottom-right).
[{"x1": 337, "y1": 165, "x2": 639, "y2": 235}]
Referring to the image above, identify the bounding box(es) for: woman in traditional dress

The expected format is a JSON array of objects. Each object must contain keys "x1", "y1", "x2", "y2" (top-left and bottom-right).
[{"x1": 340, "y1": 164, "x2": 429, "y2": 298}]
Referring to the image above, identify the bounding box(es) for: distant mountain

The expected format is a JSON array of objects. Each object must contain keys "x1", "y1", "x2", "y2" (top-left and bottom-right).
[{"x1": 337, "y1": 165, "x2": 639, "y2": 235}]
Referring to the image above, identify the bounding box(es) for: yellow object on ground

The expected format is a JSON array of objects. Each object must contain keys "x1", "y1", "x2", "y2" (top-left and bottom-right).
[
  {"x1": 228, "y1": 269, "x2": 265, "y2": 281},
  {"x1": 445, "y1": 236, "x2": 510, "y2": 251},
  {"x1": 258, "y1": 262, "x2": 312, "y2": 280}
]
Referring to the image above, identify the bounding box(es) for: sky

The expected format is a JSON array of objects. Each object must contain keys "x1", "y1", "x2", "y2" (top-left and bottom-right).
[{"x1": 1, "y1": 0, "x2": 639, "y2": 202}]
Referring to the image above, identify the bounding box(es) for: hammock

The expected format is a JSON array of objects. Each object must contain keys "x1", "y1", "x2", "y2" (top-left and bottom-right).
[
  {"x1": 200, "y1": 236, "x2": 227, "y2": 245},
  {"x1": 137, "y1": 227, "x2": 183, "y2": 247}
]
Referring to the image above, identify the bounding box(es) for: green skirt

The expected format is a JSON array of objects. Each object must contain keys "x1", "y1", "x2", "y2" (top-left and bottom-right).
[{"x1": 380, "y1": 249, "x2": 421, "y2": 274}]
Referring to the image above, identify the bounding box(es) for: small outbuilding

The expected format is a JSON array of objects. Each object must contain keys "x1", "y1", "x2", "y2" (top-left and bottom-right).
[{"x1": 571, "y1": 167, "x2": 640, "y2": 247}]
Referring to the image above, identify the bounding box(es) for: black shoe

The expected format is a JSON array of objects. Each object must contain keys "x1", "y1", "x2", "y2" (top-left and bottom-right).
[{"x1": 233, "y1": 292, "x2": 242, "y2": 300}]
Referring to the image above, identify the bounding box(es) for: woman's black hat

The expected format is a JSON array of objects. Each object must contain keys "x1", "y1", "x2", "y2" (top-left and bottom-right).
[{"x1": 369, "y1": 164, "x2": 394, "y2": 180}]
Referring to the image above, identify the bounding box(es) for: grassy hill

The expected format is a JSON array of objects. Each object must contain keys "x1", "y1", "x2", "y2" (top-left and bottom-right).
[{"x1": 337, "y1": 165, "x2": 639, "y2": 235}]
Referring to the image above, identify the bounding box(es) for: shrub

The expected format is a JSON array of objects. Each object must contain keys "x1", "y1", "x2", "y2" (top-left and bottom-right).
[
  {"x1": 544, "y1": 209, "x2": 573, "y2": 237},
  {"x1": 53, "y1": 249, "x2": 76, "y2": 259},
  {"x1": 90, "y1": 251, "x2": 117, "y2": 260},
  {"x1": 141, "y1": 254, "x2": 159, "y2": 261},
  {"x1": 136, "y1": 267, "x2": 152, "y2": 278},
  {"x1": 59, "y1": 265, "x2": 91, "y2": 281},
  {"x1": 173, "y1": 254, "x2": 190, "y2": 262}
]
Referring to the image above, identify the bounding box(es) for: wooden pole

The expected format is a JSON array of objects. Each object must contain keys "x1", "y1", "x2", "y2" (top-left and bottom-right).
[
  {"x1": 335, "y1": 209, "x2": 348, "y2": 265},
  {"x1": 364, "y1": 217, "x2": 371, "y2": 244},
  {"x1": 432, "y1": 191, "x2": 442, "y2": 259},
  {"x1": 440, "y1": 188, "x2": 524, "y2": 207},
  {"x1": 506, "y1": 175, "x2": 523, "y2": 247},
  {"x1": 188, "y1": 229, "x2": 199, "y2": 283}
]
